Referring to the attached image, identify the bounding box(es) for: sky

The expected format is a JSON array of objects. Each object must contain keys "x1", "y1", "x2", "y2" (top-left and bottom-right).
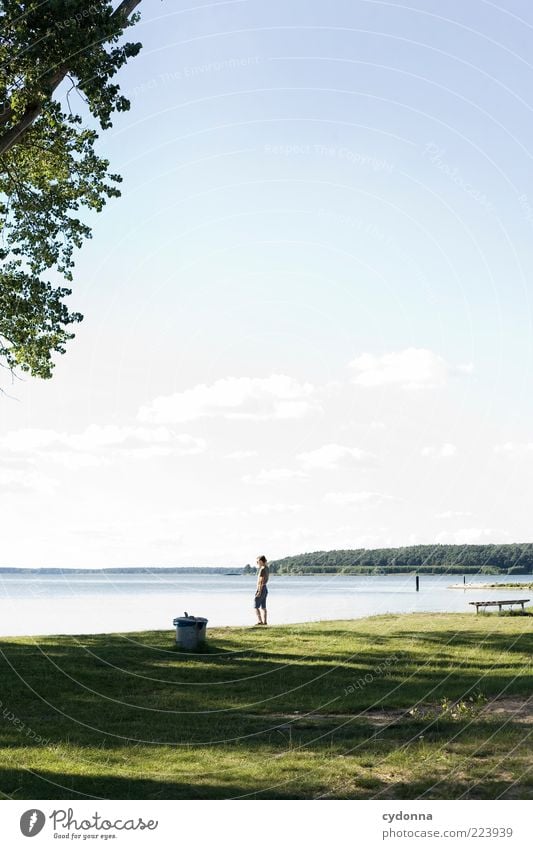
[{"x1": 1, "y1": 0, "x2": 533, "y2": 567}]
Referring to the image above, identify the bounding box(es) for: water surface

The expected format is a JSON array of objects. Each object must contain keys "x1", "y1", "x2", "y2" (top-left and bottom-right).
[{"x1": 0, "y1": 572, "x2": 530, "y2": 636}]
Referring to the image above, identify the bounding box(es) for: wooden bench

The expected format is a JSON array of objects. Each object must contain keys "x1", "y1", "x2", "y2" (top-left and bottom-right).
[{"x1": 469, "y1": 599, "x2": 530, "y2": 614}]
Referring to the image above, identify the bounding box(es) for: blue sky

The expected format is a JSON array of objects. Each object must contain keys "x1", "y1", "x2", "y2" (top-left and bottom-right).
[{"x1": 1, "y1": 0, "x2": 533, "y2": 566}]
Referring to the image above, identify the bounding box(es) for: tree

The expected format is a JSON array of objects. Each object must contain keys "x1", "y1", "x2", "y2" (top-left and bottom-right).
[{"x1": 0, "y1": 0, "x2": 145, "y2": 381}]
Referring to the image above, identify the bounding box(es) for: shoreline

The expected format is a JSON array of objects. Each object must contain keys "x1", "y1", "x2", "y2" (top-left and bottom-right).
[
  {"x1": 0, "y1": 609, "x2": 521, "y2": 641},
  {"x1": 449, "y1": 581, "x2": 533, "y2": 590}
]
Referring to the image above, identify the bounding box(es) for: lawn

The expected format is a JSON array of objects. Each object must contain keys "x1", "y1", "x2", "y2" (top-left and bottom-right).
[{"x1": 0, "y1": 613, "x2": 531, "y2": 799}]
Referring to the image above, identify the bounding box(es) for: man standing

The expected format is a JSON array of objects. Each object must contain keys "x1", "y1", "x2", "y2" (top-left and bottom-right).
[{"x1": 254, "y1": 555, "x2": 269, "y2": 625}]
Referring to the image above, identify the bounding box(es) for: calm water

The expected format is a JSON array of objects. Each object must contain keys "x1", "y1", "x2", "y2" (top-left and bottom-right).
[{"x1": 0, "y1": 572, "x2": 530, "y2": 637}]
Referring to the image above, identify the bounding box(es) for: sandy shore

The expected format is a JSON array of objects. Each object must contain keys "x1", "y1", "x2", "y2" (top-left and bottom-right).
[{"x1": 449, "y1": 582, "x2": 533, "y2": 590}]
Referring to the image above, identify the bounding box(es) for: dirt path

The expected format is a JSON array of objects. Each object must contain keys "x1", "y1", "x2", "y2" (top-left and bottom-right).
[{"x1": 245, "y1": 696, "x2": 532, "y2": 727}]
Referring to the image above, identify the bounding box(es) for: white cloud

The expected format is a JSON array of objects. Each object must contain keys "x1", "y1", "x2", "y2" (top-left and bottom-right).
[
  {"x1": 435, "y1": 528, "x2": 509, "y2": 544},
  {"x1": 456, "y1": 362, "x2": 475, "y2": 375},
  {"x1": 323, "y1": 491, "x2": 393, "y2": 505},
  {"x1": 494, "y1": 442, "x2": 533, "y2": 457},
  {"x1": 0, "y1": 425, "x2": 206, "y2": 468},
  {"x1": 249, "y1": 503, "x2": 303, "y2": 514},
  {"x1": 435, "y1": 510, "x2": 473, "y2": 519},
  {"x1": 421, "y1": 443, "x2": 457, "y2": 458},
  {"x1": 119, "y1": 438, "x2": 203, "y2": 460},
  {"x1": 349, "y1": 347, "x2": 449, "y2": 389},
  {"x1": 170, "y1": 506, "x2": 241, "y2": 520},
  {"x1": 297, "y1": 443, "x2": 373, "y2": 471},
  {"x1": 43, "y1": 450, "x2": 106, "y2": 471},
  {"x1": 0, "y1": 468, "x2": 57, "y2": 495},
  {"x1": 267, "y1": 524, "x2": 388, "y2": 552},
  {"x1": 340, "y1": 419, "x2": 386, "y2": 433},
  {"x1": 242, "y1": 468, "x2": 306, "y2": 485},
  {"x1": 138, "y1": 375, "x2": 319, "y2": 423},
  {"x1": 224, "y1": 450, "x2": 258, "y2": 460}
]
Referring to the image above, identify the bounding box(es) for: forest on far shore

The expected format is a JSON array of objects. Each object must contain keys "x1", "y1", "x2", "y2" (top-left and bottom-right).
[{"x1": 242, "y1": 544, "x2": 533, "y2": 575}]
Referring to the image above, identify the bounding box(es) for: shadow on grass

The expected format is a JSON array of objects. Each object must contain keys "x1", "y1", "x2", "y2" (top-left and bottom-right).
[
  {"x1": 0, "y1": 622, "x2": 530, "y2": 750},
  {"x1": 413, "y1": 630, "x2": 533, "y2": 655},
  {"x1": 1, "y1": 761, "x2": 530, "y2": 800},
  {"x1": 0, "y1": 765, "x2": 257, "y2": 800},
  {"x1": 498, "y1": 609, "x2": 533, "y2": 617}
]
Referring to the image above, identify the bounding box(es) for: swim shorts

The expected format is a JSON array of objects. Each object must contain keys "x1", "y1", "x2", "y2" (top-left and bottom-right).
[{"x1": 254, "y1": 586, "x2": 268, "y2": 609}]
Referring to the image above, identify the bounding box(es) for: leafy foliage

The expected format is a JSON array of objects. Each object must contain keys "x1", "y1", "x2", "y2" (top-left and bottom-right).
[
  {"x1": 0, "y1": 266, "x2": 81, "y2": 376},
  {"x1": 408, "y1": 692, "x2": 488, "y2": 722},
  {"x1": 0, "y1": 0, "x2": 143, "y2": 378},
  {"x1": 270, "y1": 544, "x2": 533, "y2": 575}
]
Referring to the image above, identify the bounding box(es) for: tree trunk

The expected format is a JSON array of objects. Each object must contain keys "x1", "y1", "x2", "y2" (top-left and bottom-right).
[{"x1": 0, "y1": 0, "x2": 143, "y2": 156}]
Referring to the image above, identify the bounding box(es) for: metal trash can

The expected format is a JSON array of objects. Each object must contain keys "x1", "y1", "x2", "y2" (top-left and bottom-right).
[{"x1": 173, "y1": 614, "x2": 208, "y2": 650}]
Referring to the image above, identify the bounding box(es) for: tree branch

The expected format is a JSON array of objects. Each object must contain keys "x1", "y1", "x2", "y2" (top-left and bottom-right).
[
  {"x1": 0, "y1": 102, "x2": 46, "y2": 155},
  {"x1": 114, "y1": 0, "x2": 143, "y2": 20},
  {"x1": 0, "y1": 0, "x2": 143, "y2": 155},
  {"x1": 0, "y1": 64, "x2": 69, "y2": 155}
]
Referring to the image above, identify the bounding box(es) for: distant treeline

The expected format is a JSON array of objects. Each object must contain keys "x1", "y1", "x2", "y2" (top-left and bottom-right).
[
  {"x1": 263, "y1": 544, "x2": 533, "y2": 575},
  {"x1": 0, "y1": 567, "x2": 241, "y2": 575}
]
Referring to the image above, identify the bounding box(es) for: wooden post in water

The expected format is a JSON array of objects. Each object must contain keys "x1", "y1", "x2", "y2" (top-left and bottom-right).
[{"x1": 415, "y1": 574, "x2": 420, "y2": 592}]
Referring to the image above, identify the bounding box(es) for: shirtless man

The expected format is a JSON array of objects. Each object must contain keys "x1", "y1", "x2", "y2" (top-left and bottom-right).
[{"x1": 254, "y1": 555, "x2": 269, "y2": 625}]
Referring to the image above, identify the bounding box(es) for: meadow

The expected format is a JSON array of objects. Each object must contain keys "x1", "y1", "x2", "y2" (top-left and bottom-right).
[{"x1": 0, "y1": 612, "x2": 531, "y2": 799}]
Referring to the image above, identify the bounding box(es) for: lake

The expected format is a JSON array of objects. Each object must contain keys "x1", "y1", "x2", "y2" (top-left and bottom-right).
[{"x1": 0, "y1": 572, "x2": 530, "y2": 637}]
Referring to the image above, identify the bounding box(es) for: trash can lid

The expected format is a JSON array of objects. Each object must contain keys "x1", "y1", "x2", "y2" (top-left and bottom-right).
[{"x1": 173, "y1": 616, "x2": 208, "y2": 626}]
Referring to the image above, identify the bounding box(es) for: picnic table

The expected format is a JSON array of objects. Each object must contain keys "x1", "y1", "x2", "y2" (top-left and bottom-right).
[{"x1": 469, "y1": 598, "x2": 530, "y2": 614}]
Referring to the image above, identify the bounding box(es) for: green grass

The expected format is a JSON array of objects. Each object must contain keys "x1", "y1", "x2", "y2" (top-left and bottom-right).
[{"x1": 0, "y1": 613, "x2": 531, "y2": 800}]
